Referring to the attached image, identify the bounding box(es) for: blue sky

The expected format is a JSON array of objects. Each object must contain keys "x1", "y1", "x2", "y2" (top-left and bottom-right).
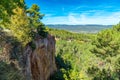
[{"x1": 25, "y1": 0, "x2": 120, "y2": 25}]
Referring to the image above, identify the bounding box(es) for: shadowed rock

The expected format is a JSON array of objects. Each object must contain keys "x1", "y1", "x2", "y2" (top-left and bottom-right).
[{"x1": 23, "y1": 34, "x2": 57, "y2": 80}]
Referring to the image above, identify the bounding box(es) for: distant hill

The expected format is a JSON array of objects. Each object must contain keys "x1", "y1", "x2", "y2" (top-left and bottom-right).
[{"x1": 46, "y1": 24, "x2": 113, "y2": 33}]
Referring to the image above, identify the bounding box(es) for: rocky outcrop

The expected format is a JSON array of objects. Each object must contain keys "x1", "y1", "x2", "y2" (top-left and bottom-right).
[{"x1": 23, "y1": 34, "x2": 57, "y2": 80}]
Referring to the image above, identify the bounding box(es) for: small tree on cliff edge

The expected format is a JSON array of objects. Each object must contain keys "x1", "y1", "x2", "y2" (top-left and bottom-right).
[{"x1": 27, "y1": 4, "x2": 48, "y2": 38}]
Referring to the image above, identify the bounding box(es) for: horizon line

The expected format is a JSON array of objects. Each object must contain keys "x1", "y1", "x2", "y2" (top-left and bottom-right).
[{"x1": 45, "y1": 24, "x2": 114, "y2": 26}]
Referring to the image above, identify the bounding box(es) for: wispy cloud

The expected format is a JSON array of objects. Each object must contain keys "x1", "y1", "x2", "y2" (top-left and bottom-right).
[
  {"x1": 69, "y1": 11, "x2": 120, "y2": 25},
  {"x1": 42, "y1": 11, "x2": 120, "y2": 25}
]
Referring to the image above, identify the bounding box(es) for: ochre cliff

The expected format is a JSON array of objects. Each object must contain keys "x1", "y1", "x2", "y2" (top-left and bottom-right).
[{"x1": 23, "y1": 34, "x2": 57, "y2": 80}]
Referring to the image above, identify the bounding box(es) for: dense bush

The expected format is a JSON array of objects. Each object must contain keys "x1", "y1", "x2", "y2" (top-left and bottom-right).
[{"x1": 91, "y1": 29, "x2": 120, "y2": 59}]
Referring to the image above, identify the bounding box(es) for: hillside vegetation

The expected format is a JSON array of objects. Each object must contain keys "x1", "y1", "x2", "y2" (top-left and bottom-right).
[{"x1": 48, "y1": 25, "x2": 120, "y2": 80}]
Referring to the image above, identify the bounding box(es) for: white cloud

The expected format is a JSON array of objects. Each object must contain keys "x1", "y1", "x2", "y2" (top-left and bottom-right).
[
  {"x1": 42, "y1": 11, "x2": 120, "y2": 25},
  {"x1": 68, "y1": 15, "x2": 79, "y2": 24}
]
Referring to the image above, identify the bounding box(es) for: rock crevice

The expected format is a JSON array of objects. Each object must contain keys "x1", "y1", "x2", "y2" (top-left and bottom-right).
[{"x1": 23, "y1": 34, "x2": 57, "y2": 80}]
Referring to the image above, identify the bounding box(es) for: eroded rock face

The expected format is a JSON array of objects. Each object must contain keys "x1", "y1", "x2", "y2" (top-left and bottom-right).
[{"x1": 23, "y1": 34, "x2": 57, "y2": 80}]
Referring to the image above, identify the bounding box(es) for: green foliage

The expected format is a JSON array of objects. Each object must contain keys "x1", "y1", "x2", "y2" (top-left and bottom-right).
[
  {"x1": 87, "y1": 66, "x2": 115, "y2": 80},
  {"x1": 27, "y1": 41, "x2": 36, "y2": 51},
  {"x1": 47, "y1": 28, "x2": 94, "y2": 42},
  {"x1": 113, "y1": 23, "x2": 120, "y2": 31},
  {"x1": 50, "y1": 36, "x2": 96, "y2": 80},
  {"x1": 27, "y1": 4, "x2": 47, "y2": 38},
  {"x1": 114, "y1": 57, "x2": 120, "y2": 79},
  {"x1": 89, "y1": 24, "x2": 120, "y2": 79},
  {"x1": 26, "y1": 4, "x2": 44, "y2": 28},
  {"x1": 115, "y1": 57, "x2": 120, "y2": 69},
  {"x1": 92, "y1": 29, "x2": 120, "y2": 59},
  {"x1": 8, "y1": 7, "x2": 32, "y2": 46},
  {"x1": 37, "y1": 26, "x2": 48, "y2": 38},
  {"x1": 1, "y1": 2, "x2": 47, "y2": 45},
  {"x1": 0, "y1": 0, "x2": 25, "y2": 24}
]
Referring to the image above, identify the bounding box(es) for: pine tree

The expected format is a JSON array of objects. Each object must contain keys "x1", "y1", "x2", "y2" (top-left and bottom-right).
[
  {"x1": 9, "y1": 7, "x2": 32, "y2": 45},
  {"x1": 26, "y1": 4, "x2": 47, "y2": 37},
  {"x1": 91, "y1": 29, "x2": 120, "y2": 59}
]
